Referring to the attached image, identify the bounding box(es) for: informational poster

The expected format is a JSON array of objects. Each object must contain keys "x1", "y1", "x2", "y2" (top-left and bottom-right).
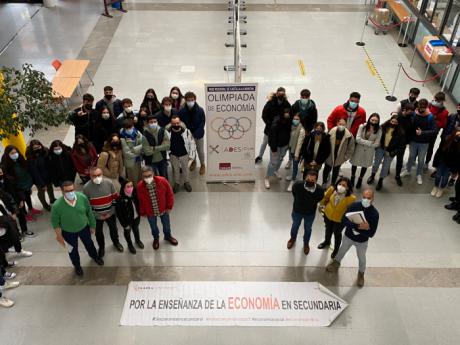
[
  {"x1": 120, "y1": 281, "x2": 348, "y2": 327},
  {"x1": 205, "y1": 83, "x2": 258, "y2": 182}
]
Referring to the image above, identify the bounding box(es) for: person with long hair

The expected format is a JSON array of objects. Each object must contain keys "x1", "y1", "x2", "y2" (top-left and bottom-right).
[
  {"x1": 115, "y1": 179, "x2": 144, "y2": 254},
  {"x1": 95, "y1": 105, "x2": 116, "y2": 153},
  {"x1": 170, "y1": 86, "x2": 185, "y2": 111},
  {"x1": 96, "y1": 133, "x2": 125, "y2": 190},
  {"x1": 1, "y1": 145, "x2": 42, "y2": 225},
  {"x1": 349, "y1": 113, "x2": 382, "y2": 189},
  {"x1": 48, "y1": 140, "x2": 77, "y2": 188},
  {"x1": 318, "y1": 177, "x2": 356, "y2": 258},
  {"x1": 70, "y1": 135, "x2": 98, "y2": 184},
  {"x1": 25, "y1": 140, "x2": 56, "y2": 211},
  {"x1": 140, "y1": 88, "x2": 161, "y2": 115}
]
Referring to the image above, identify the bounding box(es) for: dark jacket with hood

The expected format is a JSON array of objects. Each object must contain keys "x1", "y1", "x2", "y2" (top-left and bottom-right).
[
  {"x1": 268, "y1": 115, "x2": 292, "y2": 150},
  {"x1": 48, "y1": 146, "x2": 77, "y2": 187},
  {"x1": 262, "y1": 95, "x2": 291, "y2": 135},
  {"x1": 179, "y1": 103, "x2": 206, "y2": 139},
  {"x1": 290, "y1": 99, "x2": 318, "y2": 133}
]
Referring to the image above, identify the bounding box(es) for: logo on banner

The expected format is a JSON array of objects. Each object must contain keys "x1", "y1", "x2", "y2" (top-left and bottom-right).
[
  {"x1": 209, "y1": 145, "x2": 220, "y2": 154},
  {"x1": 211, "y1": 116, "x2": 252, "y2": 140},
  {"x1": 219, "y1": 163, "x2": 231, "y2": 170}
]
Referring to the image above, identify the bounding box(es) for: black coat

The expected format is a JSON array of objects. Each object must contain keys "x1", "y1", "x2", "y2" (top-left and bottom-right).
[
  {"x1": 268, "y1": 115, "x2": 292, "y2": 149},
  {"x1": 95, "y1": 98, "x2": 123, "y2": 117},
  {"x1": 68, "y1": 106, "x2": 99, "y2": 142},
  {"x1": 396, "y1": 113, "x2": 413, "y2": 145},
  {"x1": 262, "y1": 97, "x2": 291, "y2": 135},
  {"x1": 299, "y1": 133, "x2": 331, "y2": 166},
  {"x1": 379, "y1": 124, "x2": 406, "y2": 157},
  {"x1": 0, "y1": 176, "x2": 24, "y2": 204},
  {"x1": 48, "y1": 150, "x2": 77, "y2": 187},
  {"x1": 290, "y1": 99, "x2": 318, "y2": 132},
  {"x1": 115, "y1": 194, "x2": 140, "y2": 228},
  {"x1": 440, "y1": 138, "x2": 460, "y2": 173},
  {"x1": 0, "y1": 189, "x2": 18, "y2": 214},
  {"x1": 27, "y1": 153, "x2": 51, "y2": 187}
]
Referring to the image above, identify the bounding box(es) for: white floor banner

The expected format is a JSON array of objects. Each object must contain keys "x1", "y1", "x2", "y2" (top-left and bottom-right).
[
  {"x1": 120, "y1": 281, "x2": 348, "y2": 327},
  {"x1": 205, "y1": 83, "x2": 258, "y2": 182}
]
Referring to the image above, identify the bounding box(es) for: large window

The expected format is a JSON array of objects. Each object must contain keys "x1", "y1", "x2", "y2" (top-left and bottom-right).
[
  {"x1": 425, "y1": 0, "x2": 450, "y2": 29},
  {"x1": 443, "y1": 1, "x2": 460, "y2": 45}
]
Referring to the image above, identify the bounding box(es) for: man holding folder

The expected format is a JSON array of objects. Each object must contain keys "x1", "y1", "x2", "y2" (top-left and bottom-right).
[
  {"x1": 326, "y1": 189, "x2": 379, "y2": 287},
  {"x1": 51, "y1": 181, "x2": 104, "y2": 276}
]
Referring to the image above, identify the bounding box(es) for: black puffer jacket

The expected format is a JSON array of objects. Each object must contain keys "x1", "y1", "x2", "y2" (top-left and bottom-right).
[
  {"x1": 115, "y1": 182, "x2": 140, "y2": 228},
  {"x1": 262, "y1": 96, "x2": 291, "y2": 135},
  {"x1": 379, "y1": 123, "x2": 406, "y2": 157},
  {"x1": 268, "y1": 115, "x2": 292, "y2": 150}
]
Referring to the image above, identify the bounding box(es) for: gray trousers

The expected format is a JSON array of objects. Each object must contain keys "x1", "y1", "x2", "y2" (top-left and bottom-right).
[
  {"x1": 170, "y1": 154, "x2": 190, "y2": 184},
  {"x1": 194, "y1": 137, "x2": 205, "y2": 166},
  {"x1": 334, "y1": 234, "x2": 368, "y2": 273}
]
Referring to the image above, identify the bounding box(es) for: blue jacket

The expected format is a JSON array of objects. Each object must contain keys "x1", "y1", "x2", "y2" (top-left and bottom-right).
[
  {"x1": 410, "y1": 113, "x2": 437, "y2": 144},
  {"x1": 179, "y1": 104, "x2": 206, "y2": 139},
  {"x1": 342, "y1": 201, "x2": 379, "y2": 243},
  {"x1": 441, "y1": 113, "x2": 460, "y2": 139}
]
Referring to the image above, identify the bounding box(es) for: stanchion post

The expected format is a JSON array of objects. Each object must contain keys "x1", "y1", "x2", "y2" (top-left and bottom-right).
[
  {"x1": 398, "y1": 15, "x2": 411, "y2": 47},
  {"x1": 441, "y1": 63, "x2": 453, "y2": 92},
  {"x1": 356, "y1": 14, "x2": 368, "y2": 46},
  {"x1": 386, "y1": 63, "x2": 402, "y2": 102}
]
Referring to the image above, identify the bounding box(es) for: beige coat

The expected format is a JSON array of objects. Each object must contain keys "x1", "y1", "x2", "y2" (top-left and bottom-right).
[
  {"x1": 350, "y1": 123, "x2": 382, "y2": 167},
  {"x1": 97, "y1": 149, "x2": 124, "y2": 180},
  {"x1": 325, "y1": 127, "x2": 355, "y2": 167}
]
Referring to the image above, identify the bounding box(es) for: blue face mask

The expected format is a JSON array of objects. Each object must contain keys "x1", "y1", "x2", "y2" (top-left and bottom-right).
[
  {"x1": 9, "y1": 153, "x2": 19, "y2": 161},
  {"x1": 65, "y1": 191, "x2": 76, "y2": 201},
  {"x1": 149, "y1": 123, "x2": 159, "y2": 129},
  {"x1": 125, "y1": 128, "x2": 134, "y2": 135},
  {"x1": 292, "y1": 119, "x2": 300, "y2": 126},
  {"x1": 348, "y1": 101, "x2": 358, "y2": 110},
  {"x1": 300, "y1": 98, "x2": 309, "y2": 105},
  {"x1": 361, "y1": 198, "x2": 371, "y2": 208}
]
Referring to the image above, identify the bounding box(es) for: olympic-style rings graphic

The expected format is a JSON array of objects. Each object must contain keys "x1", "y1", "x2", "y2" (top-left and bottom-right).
[{"x1": 210, "y1": 116, "x2": 252, "y2": 140}]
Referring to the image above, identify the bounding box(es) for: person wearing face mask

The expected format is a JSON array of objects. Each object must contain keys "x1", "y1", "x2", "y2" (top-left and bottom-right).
[
  {"x1": 287, "y1": 170, "x2": 324, "y2": 255},
  {"x1": 297, "y1": 122, "x2": 331, "y2": 184},
  {"x1": 137, "y1": 166, "x2": 178, "y2": 250},
  {"x1": 83, "y1": 167, "x2": 123, "y2": 257},
  {"x1": 95, "y1": 105, "x2": 116, "y2": 153},
  {"x1": 116, "y1": 98, "x2": 138, "y2": 130},
  {"x1": 323, "y1": 119, "x2": 355, "y2": 187},
  {"x1": 290, "y1": 89, "x2": 318, "y2": 134},
  {"x1": 25, "y1": 140, "x2": 56, "y2": 211},
  {"x1": 425, "y1": 92, "x2": 449, "y2": 171},
  {"x1": 97, "y1": 134, "x2": 125, "y2": 191},
  {"x1": 369, "y1": 115, "x2": 406, "y2": 191},
  {"x1": 178, "y1": 91, "x2": 207, "y2": 175},
  {"x1": 1, "y1": 146, "x2": 42, "y2": 227},
  {"x1": 165, "y1": 115, "x2": 196, "y2": 193},
  {"x1": 395, "y1": 104, "x2": 415, "y2": 186},
  {"x1": 327, "y1": 92, "x2": 366, "y2": 137},
  {"x1": 115, "y1": 180, "x2": 144, "y2": 254},
  {"x1": 95, "y1": 86, "x2": 123, "y2": 118},
  {"x1": 350, "y1": 114, "x2": 382, "y2": 189},
  {"x1": 155, "y1": 97, "x2": 178, "y2": 128},
  {"x1": 142, "y1": 115, "x2": 170, "y2": 179},
  {"x1": 120, "y1": 119, "x2": 143, "y2": 184},
  {"x1": 285, "y1": 114, "x2": 304, "y2": 191},
  {"x1": 326, "y1": 189, "x2": 379, "y2": 288},
  {"x1": 135, "y1": 106, "x2": 150, "y2": 132},
  {"x1": 431, "y1": 130, "x2": 460, "y2": 199},
  {"x1": 170, "y1": 86, "x2": 185, "y2": 111},
  {"x1": 400, "y1": 99, "x2": 437, "y2": 185},
  {"x1": 68, "y1": 93, "x2": 98, "y2": 145},
  {"x1": 51, "y1": 181, "x2": 104, "y2": 276},
  {"x1": 255, "y1": 87, "x2": 291, "y2": 164},
  {"x1": 265, "y1": 109, "x2": 292, "y2": 189},
  {"x1": 140, "y1": 88, "x2": 161, "y2": 115},
  {"x1": 318, "y1": 177, "x2": 356, "y2": 258},
  {"x1": 396, "y1": 87, "x2": 420, "y2": 113},
  {"x1": 48, "y1": 140, "x2": 76, "y2": 189},
  {"x1": 70, "y1": 135, "x2": 98, "y2": 184}
]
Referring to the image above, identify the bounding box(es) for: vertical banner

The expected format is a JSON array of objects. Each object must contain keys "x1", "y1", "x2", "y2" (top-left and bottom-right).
[{"x1": 205, "y1": 83, "x2": 258, "y2": 182}]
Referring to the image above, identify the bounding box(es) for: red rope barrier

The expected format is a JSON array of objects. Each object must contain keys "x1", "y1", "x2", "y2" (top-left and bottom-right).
[
  {"x1": 368, "y1": 16, "x2": 403, "y2": 30},
  {"x1": 400, "y1": 64, "x2": 450, "y2": 83}
]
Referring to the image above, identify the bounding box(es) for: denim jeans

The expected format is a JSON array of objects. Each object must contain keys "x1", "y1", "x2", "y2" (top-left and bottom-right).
[
  {"x1": 61, "y1": 226, "x2": 99, "y2": 268},
  {"x1": 334, "y1": 235, "x2": 369, "y2": 273},
  {"x1": 289, "y1": 151, "x2": 300, "y2": 180},
  {"x1": 266, "y1": 146, "x2": 288, "y2": 177},
  {"x1": 406, "y1": 141, "x2": 429, "y2": 176},
  {"x1": 435, "y1": 163, "x2": 451, "y2": 188},
  {"x1": 150, "y1": 160, "x2": 168, "y2": 179},
  {"x1": 147, "y1": 213, "x2": 172, "y2": 240},
  {"x1": 290, "y1": 212, "x2": 316, "y2": 245},
  {"x1": 258, "y1": 134, "x2": 269, "y2": 158},
  {"x1": 371, "y1": 147, "x2": 395, "y2": 179}
]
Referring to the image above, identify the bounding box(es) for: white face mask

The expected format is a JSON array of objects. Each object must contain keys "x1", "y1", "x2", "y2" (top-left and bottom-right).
[
  {"x1": 186, "y1": 101, "x2": 195, "y2": 108},
  {"x1": 93, "y1": 176, "x2": 103, "y2": 185},
  {"x1": 125, "y1": 106, "x2": 133, "y2": 113},
  {"x1": 361, "y1": 198, "x2": 372, "y2": 208},
  {"x1": 102, "y1": 112, "x2": 110, "y2": 120},
  {"x1": 171, "y1": 93, "x2": 179, "y2": 100},
  {"x1": 337, "y1": 125, "x2": 345, "y2": 131},
  {"x1": 164, "y1": 105, "x2": 172, "y2": 112},
  {"x1": 144, "y1": 177, "x2": 153, "y2": 184},
  {"x1": 54, "y1": 148, "x2": 63, "y2": 155},
  {"x1": 337, "y1": 185, "x2": 347, "y2": 194}
]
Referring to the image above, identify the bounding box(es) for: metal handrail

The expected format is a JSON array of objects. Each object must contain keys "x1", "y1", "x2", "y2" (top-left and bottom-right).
[{"x1": 233, "y1": 0, "x2": 242, "y2": 82}]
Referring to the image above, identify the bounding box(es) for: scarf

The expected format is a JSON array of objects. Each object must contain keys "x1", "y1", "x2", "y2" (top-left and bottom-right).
[{"x1": 146, "y1": 180, "x2": 161, "y2": 216}]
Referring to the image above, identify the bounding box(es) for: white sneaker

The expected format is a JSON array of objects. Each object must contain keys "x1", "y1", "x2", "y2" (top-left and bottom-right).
[
  {"x1": 436, "y1": 188, "x2": 444, "y2": 198},
  {"x1": 273, "y1": 171, "x2": 282, "y2": 180},
  {"x1": 4, "y1": 272, "x2": 16, "y2": 280},
  {"x1": 287, "y1": 181, "x2": 295, "y2": 192},
  {"x1": 4, "y1": 281, "x2": 20, "y2": 290},
  {"x1": 285, "y1": 160, "x2": 292, "y2": 169},
  {"x1": 285, "y1": 175, "x2": 292, "y2": 181},
  {"x1": 264, "y1": 178, "x2": 271, "y2": 189},
  {"x1": 400, "y1": 170, "x2": 411, "y2": 177},
  {"x1": 0, "y1": 297, "x2": 14, "y2": 308},
  {"x1": 417, "y1": 175, "x2": 423, "y2": 185},
  {"x1": 18, "y1": 250, "x2": 33, "y2": 258},
  {"x1": 431, "y1": 187, "x2": 438, "y2": 196}
]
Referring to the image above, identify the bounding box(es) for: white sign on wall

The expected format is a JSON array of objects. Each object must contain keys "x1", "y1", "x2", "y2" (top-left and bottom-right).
[
  {"x1": 120, "y1": 281, "x2": 348, "y2": 327},
  {"x1": 205, "y1": 83, "x2": 258, "y2": 182}
]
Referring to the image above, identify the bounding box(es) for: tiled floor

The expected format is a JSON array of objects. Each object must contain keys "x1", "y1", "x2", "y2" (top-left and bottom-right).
[{"x1": 1, "y1": 2, "x2": 460, "y2": 345}]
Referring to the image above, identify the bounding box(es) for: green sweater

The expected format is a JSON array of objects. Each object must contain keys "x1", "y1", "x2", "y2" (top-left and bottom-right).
[{"x1": 51, "y1": 192, "x2": 96, "y2": 232}]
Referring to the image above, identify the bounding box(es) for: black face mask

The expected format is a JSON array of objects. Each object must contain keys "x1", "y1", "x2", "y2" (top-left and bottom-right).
[
  {"x1": 305, "y1": 181, "x2": 315, "y2": 188},
  {"x1": 111, "y1": 141, "x2": 120, "y2": 148},
  {"x1": 456, "y1": 110, "x2": 460, "y2": 116},
  {"x1": 371, "y1": 123, "x2": 379, "y2": 130},
  {"x1": 409, "y1": 96, "x2": 417, "y2": 103},
  {"x1": 390, "y1": 124, "x2": 397, "y2": 128},
  {"x1": 172, "y1": 125, "x2": 181, "y2": 131},
  {"x1": 104, "y1": 95, "x2": 113, "y2": 100}
]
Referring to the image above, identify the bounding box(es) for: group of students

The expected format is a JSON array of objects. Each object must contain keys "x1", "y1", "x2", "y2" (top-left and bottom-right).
[{"x1": 258, "y1": 87, "x2": 460, "y2": 207}]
